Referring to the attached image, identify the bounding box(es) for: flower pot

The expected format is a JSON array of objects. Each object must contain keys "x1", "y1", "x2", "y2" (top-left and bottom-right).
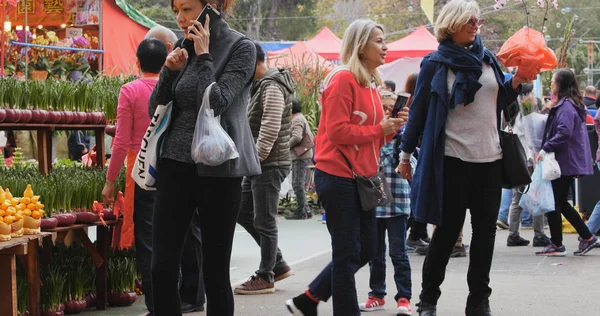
[
  {"x1": 5, "y1": 109, "x2": 21, "y2": 123},
  {"x1": 77, "y1": 112, "x2": 88, "y2": 124},
  {"x1": 19, "y1": 311, "x2": 30, "y2": 316},
  {"x1": 105, "y1": 125, "x2": 116, "y2": 137},
  {"x1": 84, "y1": 293, "x2": 96, "y2": 308},
  {"x1": 20, "y1": 109, "x2": 33, "y2": 123},
  {"x1": 108, "y1": 292, "x2": 137, "y2": 307},
  {"x1": 48, "y1": 111, "x2": 62, "y2": 124},
  {"x1": 10, "y1": 218, "x2": 24, "y2": 237},
  {"x1": 53, "y1": 213, "x2": 77, "y2": 227},
  {"x1": 40, "y1": 217, "x2": 58, "y2": 230},
  {"x1": 0, "y1": 222, "x2": 11, "y2": 241},
  {"x1": 63, "y1": 299, "x2": 87, "y2": 314},
  {"x1": 31, "y1": 70, "x2": 48, "y2": 81},
  {"x1": 74, "y1": 211, "x2": 99, "y2": 224},
  {"x1": 102, "y1": 208, "x2": 116, "y2": 221},
  {"x1": 0, "y1": 109, "x2": 6, "y2": 123},
  {"x1": 32, "y1": 110, "x2": 49, "y2": 123},
  {"x1": 67, "y1": 71, "x2": 83, "y2": 82},
  {"x1": 85, "y1": 112, "x2": 95, "y2": 124},
  {"x1": 60, "y1": 111, "x2": 74, "y2": 124},
  {"x1": 40, "y1": 311, "x2": 63, "y2": 316},
  {"x1": 23, "y1": 216, "x2": 41, "y2": 235},
  {"x1": 93, "y1": 112, "x2": 106, "y2": 124}
]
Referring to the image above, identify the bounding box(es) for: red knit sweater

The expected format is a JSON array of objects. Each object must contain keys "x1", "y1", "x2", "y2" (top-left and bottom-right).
[{"x1": 314, "y1": 70, "x2": 387, "y2": 178}]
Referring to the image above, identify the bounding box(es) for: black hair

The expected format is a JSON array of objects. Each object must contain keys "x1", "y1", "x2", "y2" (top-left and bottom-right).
[
  {"x1": 136, "y1": 38, "x2": 168, "y2": 74},
  {"x1": 553, "y1": 68, "x2": 584, "y2": 109},
  {"x1": 292, "y1": 98, "x2": 302, "y2": 114},
  {"x1": 384, "y1": 80, "x2": 396, "y2": 92},
  {"x1": 520, "y1": 83, "x2": 534, "y2": 96},
  {"x1": 254, "y1": 42, "x2": 265, "y2": 63}
]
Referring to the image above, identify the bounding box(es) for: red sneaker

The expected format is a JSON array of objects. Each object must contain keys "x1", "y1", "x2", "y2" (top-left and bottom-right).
[
  {"x1": 397, "y1": 298, "x2": 412, "y2": 315},
  {"x1": 359, "y1": 296, "x2": 385, "y2": 312}
]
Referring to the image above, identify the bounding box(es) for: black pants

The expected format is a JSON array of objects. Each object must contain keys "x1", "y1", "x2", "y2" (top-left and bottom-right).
[
  {"x1": 547, "y1": 176, "x2": 592, "y2": 246},
  {"x1": 408, "y1": 213, "x2": 428, "y2": 241},
  {"x1": 180, "y1": 211, "x2": 206, "y2": 307},
  {"x1": 420, "y1": 157, "x2": 502, "y2": 307},
  {"x1": 133, "y1": 184, "x2": 156, "y2": 312},
  {"x1": 151, "y1": 159, "x2": 242, "y2": 316}
]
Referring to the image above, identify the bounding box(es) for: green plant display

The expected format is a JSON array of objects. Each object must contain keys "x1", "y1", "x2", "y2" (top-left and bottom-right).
[
  {"x1": 40, "y1": 265, "x2": 66, "y2": 313},
  {"x1": 108, "y1": 248, "x2": 138, "y2": 294}
]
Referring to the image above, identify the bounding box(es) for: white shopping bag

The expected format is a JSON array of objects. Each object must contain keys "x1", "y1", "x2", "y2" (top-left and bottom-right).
[
  {"x1": 132, "y1": 101, "x2": 173, "y2": 191},
  {"x1": 541, "y1": 152, "x2": 561, "y2": 181}
]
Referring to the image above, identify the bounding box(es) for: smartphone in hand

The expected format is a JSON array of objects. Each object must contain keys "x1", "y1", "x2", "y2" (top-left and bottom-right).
[
  {"x1": 184, "y1": 4, "x2": 221, "y2": 44},
  {"x1": 391, "y1": 93, "x2": 411, "y2": 117}
]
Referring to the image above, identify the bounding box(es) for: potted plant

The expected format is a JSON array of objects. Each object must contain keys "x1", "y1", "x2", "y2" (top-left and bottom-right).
[
  {"x1": 65, "y1": 55, "x2": 90, "y2": 82},
  {"x1": 108, "y1": 254, "x2": 138, "y2": 306},
  {"x1": 41, "y1": 265, "x2": 66, "y2": 316},
  {"x1": 63, "y1": 258, "x2": 87, "y2": 314},
  {"x1": 30, "y1": 56, "x2": 51, "y2": 81},
  {"x1": 17, "y1": 263, "x2": 29, "y2": 316}
]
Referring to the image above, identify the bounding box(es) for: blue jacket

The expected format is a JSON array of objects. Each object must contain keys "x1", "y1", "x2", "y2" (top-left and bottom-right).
[
  {"x1": 542, "y1": 97, "x2": 593, "y2": 177},
  {"x1": 400, "y1": 50, "x2": 519, "y2": 225}
]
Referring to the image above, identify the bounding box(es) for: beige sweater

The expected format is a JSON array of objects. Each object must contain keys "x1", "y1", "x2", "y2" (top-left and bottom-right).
[{"x1": 289, "y1": 113, "x2": 314, "y2": 160}]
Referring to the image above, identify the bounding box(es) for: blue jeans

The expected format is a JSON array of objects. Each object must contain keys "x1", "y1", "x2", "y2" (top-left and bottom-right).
[
  {"x1": 587, "y1": 201, "x2": 600, "y2": 235},
  {"x1": 308, "y1": 169, "x2": 377, "y2": 316},
  {"x1": 369, "y1": 216, "x2": 411, "y2": 302}
]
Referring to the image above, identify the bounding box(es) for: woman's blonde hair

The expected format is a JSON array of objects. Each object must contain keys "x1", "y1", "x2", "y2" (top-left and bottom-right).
[
  {"x1": 434, "y1": 0, "x2": 481, "y2": 43},
  {"x1": 340, "y1": 19, "x2": 384, "y2": 87},
  {"x1": 380, "y1": 91, "x2": 397, "y2": 100}
]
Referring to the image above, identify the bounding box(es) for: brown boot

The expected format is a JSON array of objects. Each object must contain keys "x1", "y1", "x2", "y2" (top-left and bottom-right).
[{"x1": 234, "y1": 275, "x2": 275, "y2": 295}]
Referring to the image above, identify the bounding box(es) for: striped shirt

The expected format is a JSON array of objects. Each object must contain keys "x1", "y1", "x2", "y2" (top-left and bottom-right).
[{"x1": 256, "y1": 85, "x2": 285, "y2": 161}]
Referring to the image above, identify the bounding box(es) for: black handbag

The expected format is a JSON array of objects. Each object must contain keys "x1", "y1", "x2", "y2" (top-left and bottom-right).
[
  {"x1": 339, "y1": 150, "x2": 392, "y2": 211},
  {"x1": 500, "y1": 107, "x2": 532, "y2": 189}
]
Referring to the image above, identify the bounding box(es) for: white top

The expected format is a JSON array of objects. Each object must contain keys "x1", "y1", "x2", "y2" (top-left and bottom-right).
[{"x1": 444, "y1": 63, "x2": 502, "y2": 163}]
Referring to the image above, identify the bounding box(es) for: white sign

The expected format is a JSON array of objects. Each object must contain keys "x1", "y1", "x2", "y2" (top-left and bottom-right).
[{"x1": 65, "y1": 28, "x2": 83, "y2": 38}]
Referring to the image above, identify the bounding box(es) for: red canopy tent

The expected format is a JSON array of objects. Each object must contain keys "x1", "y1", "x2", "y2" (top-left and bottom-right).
[
  {"x1": 304, "y1": 26, "x2": 342, "y2": 61},
  {"x1": 385, "y1": 25, "x2": 438, "y2": 63},
  {"x1": 267, "y1": 41, "x2": 333, "y2": 70}
]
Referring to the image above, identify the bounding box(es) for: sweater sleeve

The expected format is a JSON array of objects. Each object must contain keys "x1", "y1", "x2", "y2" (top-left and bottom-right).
[
  {"x1": 148, "y1": 66, "x2": 180, "y2": 117},
  {"x1": 107, "y1": 84, "x2": 134, "y2": 181},
  {"x1": 324, "y1": 73, "x2": 384, "y2": 145},
  {"x1": 185, "y1": 40, "x2": 256, "y2": 117},
  {"x1": 289, "y1": 116, "x2": 304, "y2": 148},
  {"x1": 256, "y1": 85, "x2": 285, "y2": 161}
]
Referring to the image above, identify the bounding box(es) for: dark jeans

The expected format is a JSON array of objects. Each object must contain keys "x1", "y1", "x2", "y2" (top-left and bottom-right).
[
  {"x1": 420, "y1": 157, "x2": 502, "y2": 307},
  {"x1": 151, "y1": 159, "x2": 241, "y2": 316},
  {"x1": 548, "y1": 176, "x2": 592, "y2": 246},
  {"x1": 292, "y1": 159, "x2": 311, "y2": 217},
  {"x1": 237, "y1": 166, "x2": 290, "y2": 283},
  {"x1": 369, "y1": 216, "x2": 412, "y2": 301},
  {"x1": 134, "y1": 184, "x2": 155, "y2": 312},
  {"x1": 180, "y1": 211, "x2": 206, "y2": 306},
  {"x1": 307, "y1": 169, "x2": 376, "y2": 316}
]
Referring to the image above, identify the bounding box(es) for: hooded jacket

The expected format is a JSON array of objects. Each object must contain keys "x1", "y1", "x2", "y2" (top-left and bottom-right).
[
  {"x1": 542, "y1": 97, "x2": 593, "y2": 177},
  {"x1": 248, "y1": 68, "x2": 295, "y2": 167}
]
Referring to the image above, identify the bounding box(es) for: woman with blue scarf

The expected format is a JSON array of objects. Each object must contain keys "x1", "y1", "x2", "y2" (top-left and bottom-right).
[{"x1": 397, "y1": 1, "x2": 527, "y2": 315}]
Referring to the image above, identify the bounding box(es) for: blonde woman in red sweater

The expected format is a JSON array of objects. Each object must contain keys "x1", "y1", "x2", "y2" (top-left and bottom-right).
[{"x1": 286, "y1": 19, "x2": 407, "y2": 316}]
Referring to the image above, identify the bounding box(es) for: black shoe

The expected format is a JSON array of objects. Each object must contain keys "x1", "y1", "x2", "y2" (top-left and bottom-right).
[
  {"x1": 465, "y1": 301, "x2": 492, "y2": 316},
  {"x1": 285, "y1": 213, "x2": 306, "y2": 220},
  {"x1": 507, "y1": 235, "x2": 530, "y2": 247},
  {"x1": 286, "y1": 293, "x2": 318, "y2": 316},
  {"x1": 306, "y1": 212, "x2": 313, "y2": 219},
  {"x1": 416, "y1": 245, "x2": 428, "y2": 256},
  {"x1": 407, "y1": 238, "x2": 429, "y2": 248},
  {"x1": 533, "y1": 235, "x2": 551, "y2": 247},
  {"x1": 416, "y1": 301, "x2": 436, "y2": 316},
  {"x1": 181, "y1": 302, "x2": 204, "y2": 313},
  {"x1": 421, "y1": 237, "x2": 431, "y2": 244}
]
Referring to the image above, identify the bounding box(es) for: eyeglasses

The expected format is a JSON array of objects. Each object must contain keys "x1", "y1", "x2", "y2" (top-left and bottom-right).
[{"x1": 466, "y1": 17, "x2": 485, "y2": 28}]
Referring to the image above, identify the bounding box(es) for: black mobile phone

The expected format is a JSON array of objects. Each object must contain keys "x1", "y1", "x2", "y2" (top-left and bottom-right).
[
  {"x1": 392, "y1": 93, "x2": 411, "y2": 117},
  {"x1": 184, "y1": 4, "x2": 220, "y2": 44}
]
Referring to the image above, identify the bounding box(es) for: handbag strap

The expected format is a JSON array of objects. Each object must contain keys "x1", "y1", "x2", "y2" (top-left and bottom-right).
[
  {"x1": 338, "y1": 149, "x2": 357, "y2": 178},
  {"x1": 502, "y1": 105, "x2": 514, "y2": 134}
]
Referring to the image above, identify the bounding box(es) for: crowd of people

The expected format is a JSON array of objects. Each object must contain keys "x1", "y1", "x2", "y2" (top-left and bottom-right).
[{"x1": 98, "y1": 0, "x2": 600, "y2": 315}]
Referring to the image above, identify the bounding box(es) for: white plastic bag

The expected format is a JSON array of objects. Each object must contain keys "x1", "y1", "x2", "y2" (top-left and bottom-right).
[
  {"x1": 520, "y1": 161, "x2": 555, "y2": 216},
  {"x1": 191, "y1": 83, "x2": 239, "y2": 166},
  {"x1": 541, "y1": 152, "x2": 561, "y2": 181}
]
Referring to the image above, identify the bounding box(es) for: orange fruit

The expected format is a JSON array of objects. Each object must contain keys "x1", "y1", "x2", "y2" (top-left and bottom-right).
[
  {"x1": 32, "y1": 196, "x2": 40, "y2": 203},
  {"x1": 24, "y1": 185, "x2": 34, "y2": 199},
  {"x1": 1, "y1": 200, "x2": 10, "y2": 210},
  {"x1": 5, "y1": 189, "x2": 12, "y2": 200},
  {"x1": 10, "y1": 199, "x2": 18, "y2": 206},
  {"x1": 21, "y1": 197, "x2": 31, "y2": 205},
  {"x1": 4, "y1": 215, "x2": 14, "y2": 225},
  {"x1": 0, "y1": 210, "x2": 4, "y2": 217},
  {"x1": 16, "y1": 204, "x2": 25, "y2": 211},
  {"x1": 22, "y1": 209, "x2": 31, "y2": 216},
  {"x1": 31, "y1": 211, "x2": 41, "y2": 220},
  {"x1": 14, "y1": 214, "x2": 22, "y2": 221},
  {"x1": 6, "y1": 208, "x2": 15, "y2": 216},
  {"x1": 27, "y1": 203, "x2": 36, "y2": 211},
  {"x1": 36, "y1": 203, "x2": 44, "y2": 210}
]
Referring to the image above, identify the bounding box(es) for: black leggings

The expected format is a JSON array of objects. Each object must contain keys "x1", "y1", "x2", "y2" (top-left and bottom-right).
[
  {"x1": 547, "y1": 176, "x2": 592, "y2": 246},
  {"x1": 151, "y1": 159, "x2": 242, "y2": 316}
]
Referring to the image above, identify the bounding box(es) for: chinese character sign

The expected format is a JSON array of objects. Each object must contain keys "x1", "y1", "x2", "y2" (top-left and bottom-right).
[
  {"x1": 43, "y1": 0, "x2": 63, "y2": 14},
  {"x1": 17, "y1": 0, "x2": 34, "y2": 14}
]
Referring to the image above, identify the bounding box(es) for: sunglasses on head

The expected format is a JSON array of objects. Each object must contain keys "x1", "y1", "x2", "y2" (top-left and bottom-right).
[{"x1": 466, "y1": 17, "x2": 485, "y2": 28}]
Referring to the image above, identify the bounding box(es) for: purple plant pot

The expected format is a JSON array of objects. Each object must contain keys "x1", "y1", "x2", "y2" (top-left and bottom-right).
[
  {"x1": 53, "y1": 213, "x2": 77, "y2": 227},
  {"x1": 40, "y1": 217, "x2": 58, "y2": 230}
]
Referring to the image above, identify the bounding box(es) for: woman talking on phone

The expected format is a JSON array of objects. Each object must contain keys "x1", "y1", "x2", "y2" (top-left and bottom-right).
[{"x1": 148, "y1": 0, "x2": 260, "y2": 315}]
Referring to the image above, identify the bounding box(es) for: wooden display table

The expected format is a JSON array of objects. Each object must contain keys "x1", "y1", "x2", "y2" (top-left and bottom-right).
[
  {"x1": 42, "y1": 219, "x2": 120, "y2": 312},
  {"x1": 0, "y1": 123, "x2": 106, "y2": 174},
  {"x1": 0, "y1": 232, "x2": 52, "y2": 316}
]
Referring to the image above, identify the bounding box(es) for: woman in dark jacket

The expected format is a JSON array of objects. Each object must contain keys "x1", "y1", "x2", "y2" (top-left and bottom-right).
[
  {"x1": 536, "y1": 68, "x2": 599, "y2": 257},
  {"x1": 396, "y1": 1, "x2": 525, "y2": 315},
  {"x1": 148, "y1": 0, "x2": 260, "y2": 315}
]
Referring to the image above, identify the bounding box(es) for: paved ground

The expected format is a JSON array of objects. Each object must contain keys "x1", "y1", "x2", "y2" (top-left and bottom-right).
[{"x1": 82, "y1": 214, "x2": 600, "y2": 316}]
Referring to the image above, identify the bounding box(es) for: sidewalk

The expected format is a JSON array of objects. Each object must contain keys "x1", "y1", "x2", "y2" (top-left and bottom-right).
[{"x1": 85, "y1": 219, "x2": 600, "y2": 316}]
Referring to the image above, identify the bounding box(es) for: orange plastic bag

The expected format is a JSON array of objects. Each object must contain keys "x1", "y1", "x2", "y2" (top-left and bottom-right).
[{"x1": 497, "y1": 27, "x2": 557, "y2": 81}]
